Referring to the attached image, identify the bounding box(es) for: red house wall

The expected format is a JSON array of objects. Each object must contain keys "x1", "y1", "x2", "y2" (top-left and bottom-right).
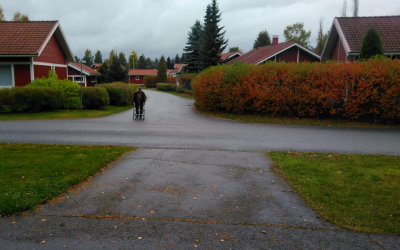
[
  {"x1": 299, "y1": 50, "x2": 320, "y2": 62},
  {"x1": 330, "y1": 37, "x2": 347, "y2": 62},
  {"x1": 34, "y1": 35, "x2": 66, "y2": 65},
  {"x1": 55, "y1": 67, "x2": 67, "y2": 79},
  {"x1": 68, "y1": 67, "x2": 81, "y2": 75},
  {"x1": 34, "y1": 65, "x2": 52, "y2": 79},
  {"x1": 14, "y1": 65, "x2": 31, "y2": 86},
  {"x1": 129, "y1": 76, "x2": 146, "y2": 84},
  {"x1": 276, "y1": 47, "x2": 298, "y2": 62}
]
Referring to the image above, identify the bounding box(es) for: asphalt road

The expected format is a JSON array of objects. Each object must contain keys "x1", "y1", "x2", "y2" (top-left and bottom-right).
[
  {"x1": 0, "y1": 89, "x2": 399, "y2": 155},
  {"x1": 1, "y1": 90, "x2": 399, "y2": 249}
]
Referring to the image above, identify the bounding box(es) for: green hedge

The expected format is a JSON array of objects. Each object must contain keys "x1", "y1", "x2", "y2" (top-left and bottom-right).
[
  {"x1": 156, "y1": 83, "x2": 177, "y2": 91},
  {"x1": 96, "y1": 82, "x2": 137, "y2": 106},
  {"x1": 82, "y1": 87, "x2": 110, "y2": 109},
  {"x1": 0, "y1": 87, "x2": 63, "y2": 112}
]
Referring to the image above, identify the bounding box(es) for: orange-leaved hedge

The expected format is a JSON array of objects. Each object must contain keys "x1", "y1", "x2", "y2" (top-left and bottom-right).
[{"x1": 192, "y1": 58, "x2": 400, "y2": 123}]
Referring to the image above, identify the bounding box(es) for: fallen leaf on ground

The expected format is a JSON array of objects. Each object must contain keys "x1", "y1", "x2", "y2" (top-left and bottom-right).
[{"x1": 138, "y1": 237, "x2": 143, "y2": 240}]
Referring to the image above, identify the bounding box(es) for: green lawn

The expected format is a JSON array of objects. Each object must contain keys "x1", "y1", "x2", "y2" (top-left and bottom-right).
[
  {"x1": 195, "y1": 105, "x2": 399, "y2": 128},
  {"x1": 268, "y1": 151, "x2": 400, "y2": 235},
  {"x1": 0, "y1": 143, "x2": 135, "y2": 215},
  {"x1": 0, "y1": 105, "x2": 133, "y2": 121}
]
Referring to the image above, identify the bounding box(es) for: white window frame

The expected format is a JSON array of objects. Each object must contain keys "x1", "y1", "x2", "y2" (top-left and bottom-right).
[{"x1": 136, "y1": 76, "x2": 140, "y2": 81}]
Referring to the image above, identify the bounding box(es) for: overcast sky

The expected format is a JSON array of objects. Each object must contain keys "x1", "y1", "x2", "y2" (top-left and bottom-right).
[{"x1": 1, "y1": 0, "x2": 399, "y2": 61}]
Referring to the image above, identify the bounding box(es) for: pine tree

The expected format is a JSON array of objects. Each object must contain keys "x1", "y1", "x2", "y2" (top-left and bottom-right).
[
  {"x1": 157, "y1": 56, "x2": 167, "y2": 83},
  {"x1": 180, "y1": 53, "x2": 186, "y2": 63},
  {"x1": 82, "y1": 49, "x2": 94, "y2": 67},
  {"x1": 253, "y1": 30, "x2": 271, "y2": 49},
  {"x1": 94, "y1": 51, "x2": 102, "y2": 63},
  {"x1": 200, "y1": 0, "x2": 228, "y2": 70},
  {"x1": 154, "y1": 58, "x2": 160, "y2": 69},
  {"x1": 183, "y1": 20, "x2": 203, "y2": 72},
  {"x1": 146, "y1": 58, "x2": 152, "y2": 69},
  {"x1": 359, "y1": 27, "x2": 384, "y2": 60}
]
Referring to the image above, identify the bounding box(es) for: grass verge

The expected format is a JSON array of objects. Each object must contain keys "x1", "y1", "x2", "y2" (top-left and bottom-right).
[
  {"x1": 0, "y1": 143, "x2": 135, "y2": 215},
  {"x1": 194, "y1": 104, "x2": 400, "y2": 128},
  {"x1": 0, "y1": 105, "x2": 133, "y2": 121},
  {"x1": 151, "y1": 89, "x2": 195, "y2": 100},
  {"x1": 267, "y1": 151, "x2": 400, "y2": 235}
]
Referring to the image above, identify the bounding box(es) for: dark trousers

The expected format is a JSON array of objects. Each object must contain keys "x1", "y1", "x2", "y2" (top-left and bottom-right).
[{"x1": 135, "y1": 103, "x2": 143, "y2": 116}]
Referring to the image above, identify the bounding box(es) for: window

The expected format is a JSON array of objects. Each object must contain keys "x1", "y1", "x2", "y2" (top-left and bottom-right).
[
  {"x1": 74, "y1": 77, "x2": 83, "y2": 83},
  {"x1": 135, "y1": 76, "x2": 140, "y2": 80},
  {"x1": 0, "y1": 65, "x2": 12, "y2": 87}
]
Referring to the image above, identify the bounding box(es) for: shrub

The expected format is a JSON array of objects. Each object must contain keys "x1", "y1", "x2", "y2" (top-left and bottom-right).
[
  {"x1": 82, "y1": 87, "x2": 110, "y2": 109},
  {"x1": 192, "y1": 58, "x2": 400, "y2": 123},
  {"x1": 144, "y1": 76, "x2": 158, "y2": 88},
  {"x1": 0, "y1": 87, "x2": 63, "y2": 112},
  {"x1": 96, "y1": 82, "x2": 137, "y2": 106},
  {"x1": 156, "y1": 83, "x2": 177, "y2": 91},
  {"x1": 179, "y1": 73, "x2": 198, "y2": 90},
  {"x1": 28, "y1": 70, "x2": 80, "y2": 110},
  {"x1": 167, "y1": 76, "x2": 176, "y2": 84}
]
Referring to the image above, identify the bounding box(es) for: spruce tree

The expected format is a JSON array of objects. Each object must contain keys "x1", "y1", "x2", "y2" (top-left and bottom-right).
[
  {"x1": 200, "y1": 0, "x2": 228, "y2": 70},
  {"x1": 359, "y1": 27, "x2": 384, "y2": 60},
  {"x1": 183, "y1": 20, "x2": 203, "y2": 72},
  {"x1": 118, "y1": 52, "x2": 127, "y2": 67},
  {"x1": 82, "y1": 49, "x2": 94, "y2": 67},
  {"x1": 175, "y1": 54, "x2": 180, "y2": 64},
  {"x1": 157, "y1": 56, "x2": 167, "y2": 83},
  {"x1": 94, "y1": 50, "x2": 102, "y2": 63},
  {"x1": 253, "y1": 30, "x2": 271, "y2": 49},
  {"x1": 109, "y1": 56, "x2": 126, "y2": 82},
  {"x1": 138, "y1": 55, "x2": 147, "y2": 69},
  {"x1": 166, "y1": 57, "x2": 173, "y2": 69},
  {"x1": 97, "y1": 63, "x2": 111, "y2": 83}
]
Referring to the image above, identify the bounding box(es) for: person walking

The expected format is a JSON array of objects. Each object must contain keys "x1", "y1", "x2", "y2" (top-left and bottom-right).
[{"x1": 132, "y1": 87, "x2": 146, "y2": 119}]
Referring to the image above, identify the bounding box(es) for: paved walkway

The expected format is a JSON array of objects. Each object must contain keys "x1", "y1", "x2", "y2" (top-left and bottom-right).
[{"x1": 1, "y1": 149, "x2": 399, "y2": 249}]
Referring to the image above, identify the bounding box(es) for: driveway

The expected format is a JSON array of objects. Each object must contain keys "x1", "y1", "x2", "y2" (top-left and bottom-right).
[
  {"x1": 0, "y1": 90, "x2": 399, "y2": 155},
  {"x1": 0, "y1": 90, "x2": 399, "y2": 249}
]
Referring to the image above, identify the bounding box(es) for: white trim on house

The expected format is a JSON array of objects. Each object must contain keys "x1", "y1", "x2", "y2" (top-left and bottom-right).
[
  {"x1": 30, "y1": 57, "x2": 34, "y2": 82},
  {"x1": 33, "y1": 62, "x2": 67, "y2": 67},
  {"x1": 136, "y1": 76, "x2": 140, "y2": 80},
  {"x1": 68, "y1": 63, "x2": 99, "y2": 76},
  {"x1": 334, "y1": 18, "x2": 351, "y2": 54}
]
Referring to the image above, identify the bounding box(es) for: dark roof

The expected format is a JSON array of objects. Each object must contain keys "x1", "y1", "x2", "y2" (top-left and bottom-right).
[
  {"x1": 321, "y1": 16, "x2": 400, "y2": 61},
  {"x1": 337, "y1": 16, "x2": 400, "y2": 53},
  {"x1": 69, "y1": 62, "x2": 100, "y2": 76},
  {"x1": 228, "y1": 42, "x2": 320, "y2": 65},
  {"x1": 0, "y1": 21, "x2": 75, "y2": 62}
]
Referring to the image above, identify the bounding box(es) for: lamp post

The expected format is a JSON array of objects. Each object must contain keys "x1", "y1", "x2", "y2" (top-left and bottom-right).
[{"x1": 80, "y1": 60, "x2": 86, "y2": 112}]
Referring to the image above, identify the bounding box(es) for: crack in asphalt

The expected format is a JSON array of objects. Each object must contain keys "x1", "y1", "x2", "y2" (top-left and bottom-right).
[{"x1": 28, "y1": 214, "x2": 344, "y2": 232}]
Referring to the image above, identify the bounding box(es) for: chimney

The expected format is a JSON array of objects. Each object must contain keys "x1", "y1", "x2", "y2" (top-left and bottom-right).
[{"x1": 272, "y1": 35, "x2": 279, "y2": 45}]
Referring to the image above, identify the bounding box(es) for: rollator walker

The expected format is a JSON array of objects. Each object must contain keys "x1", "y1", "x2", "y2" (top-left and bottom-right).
[{"x1": 133, "y1": 103, "x2": 145, "y2": 120}]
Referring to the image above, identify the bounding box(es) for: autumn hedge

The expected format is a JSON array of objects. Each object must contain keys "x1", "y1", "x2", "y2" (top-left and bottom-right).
[
  {"x1": 192, "y1": 58, "x2": 400, "y2": 123},
  {"x1": 144, "y1": 76, "x2": 175, "y2": 88}
]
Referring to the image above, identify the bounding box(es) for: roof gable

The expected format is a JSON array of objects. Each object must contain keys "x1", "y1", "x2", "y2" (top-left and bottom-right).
[
  {"x1": 68, "y1": 62, "x2": 100, "y2": 76},
  {"x1": 228, "y1": 42, "x2": 320, "y2": 65},
  {"x1": 321, "y1": 16, "x2": 400, "y2": 61},
  {"x1": 0, "y1": 21, "x2": 75, "y2": 62}
]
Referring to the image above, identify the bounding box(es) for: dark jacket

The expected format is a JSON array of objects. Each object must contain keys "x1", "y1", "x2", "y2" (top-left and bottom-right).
[{"x1": 133, "y1": 91, "x2": 146, "y2": 105}]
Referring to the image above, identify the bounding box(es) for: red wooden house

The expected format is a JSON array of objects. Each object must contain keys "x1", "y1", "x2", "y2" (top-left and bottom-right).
[
  {"x1": 91, "y1": 63, "x2": 102, "y2": 71},
  {"x1": 0, "y1": 21, "x2": 74, "y2": 88},
  {"x1": 68, "y1": 62, "x2": 100, "y2": 87},
  {"x1": 227, "y1": 36, "x2": 320, "y2": 65},
  {"x1": 127, "y1": 69, "x2": 157, "y2": 84},
  {"x1": 321, "y1": 16, "x2": 400, "y2": 62}
]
